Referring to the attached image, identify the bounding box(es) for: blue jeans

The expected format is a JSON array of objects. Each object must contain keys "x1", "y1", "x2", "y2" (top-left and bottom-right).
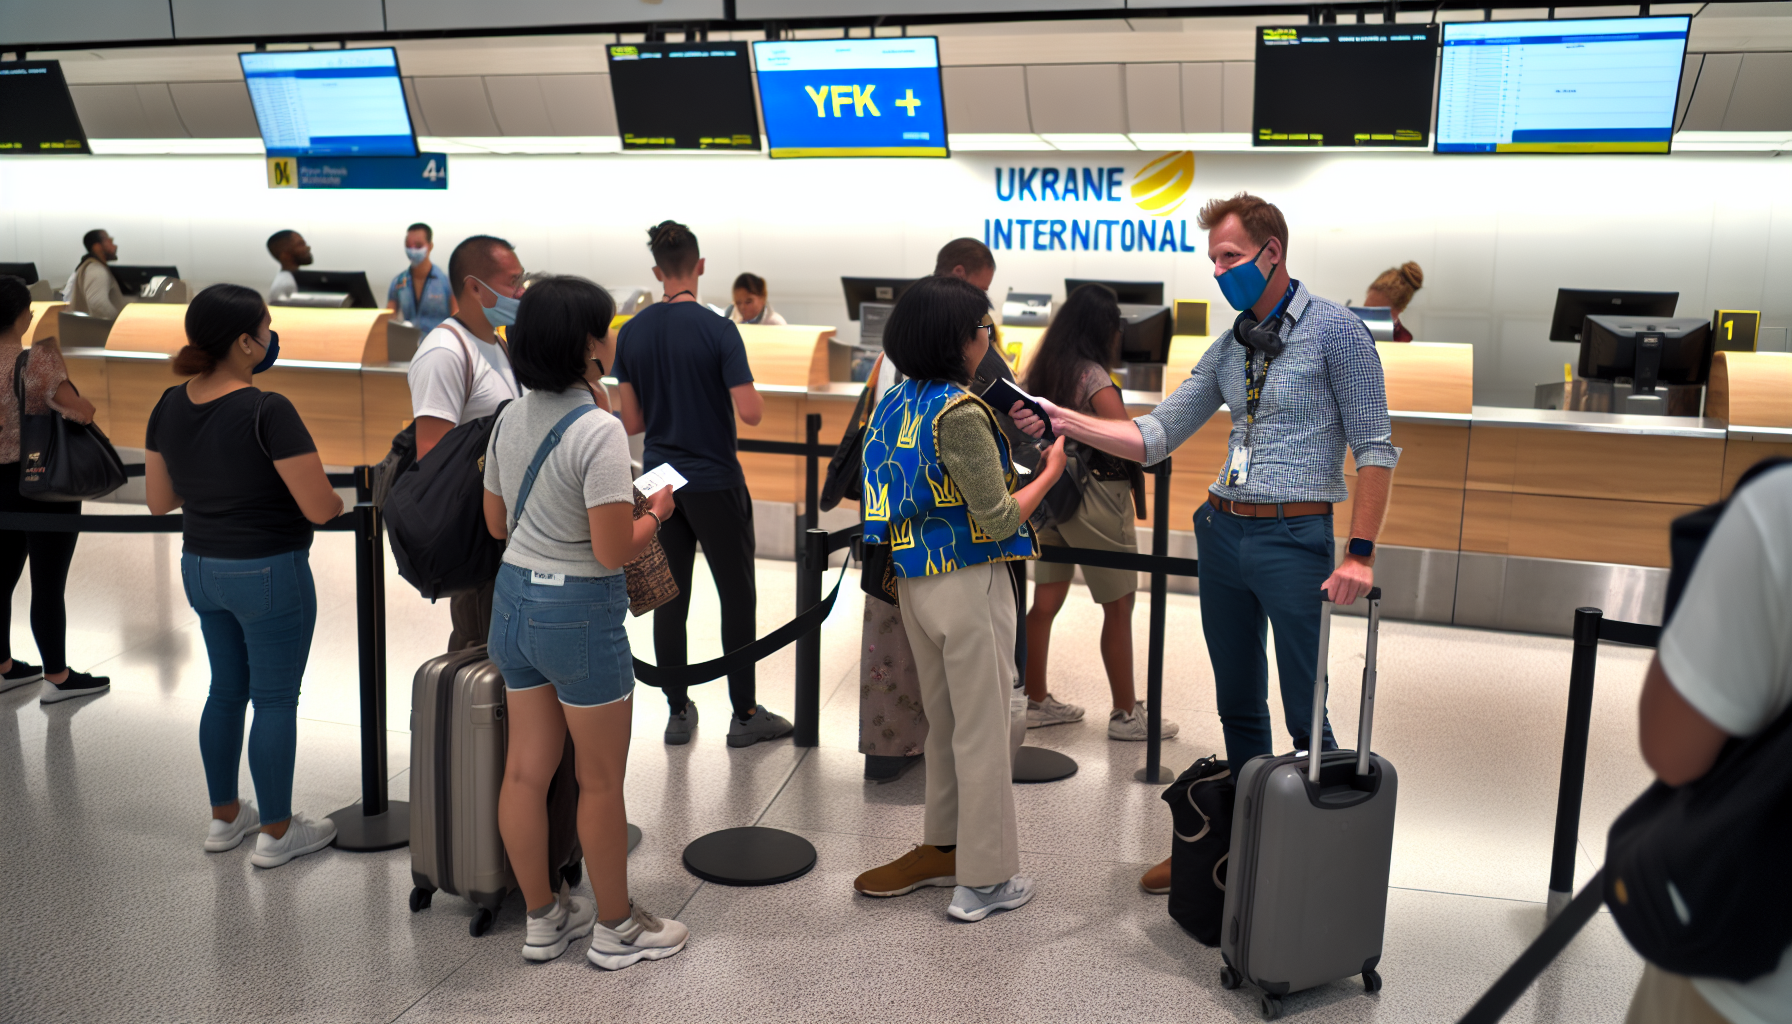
[
  {"x1": 489, "y1": 564, "x2": 634, "y2": 708},
  {"x1": 1193, "y1": 502, "x2": 1338, "y2": 766},
  {"x1": 183, "y1": 549, "x2": 317, "y2": 824}
]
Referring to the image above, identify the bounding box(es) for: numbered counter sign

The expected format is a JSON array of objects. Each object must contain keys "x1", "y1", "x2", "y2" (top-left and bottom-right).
[
  {"x1": 1712, "y1": 310, "x2": 1760, "y2": 352},
  {"x1": 265, "y1": 153, "x2": 447, "y2": 190}
]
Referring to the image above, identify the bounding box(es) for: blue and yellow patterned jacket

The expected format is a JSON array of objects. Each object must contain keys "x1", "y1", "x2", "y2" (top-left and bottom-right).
[{"x1": 862, "y1": 378, "x2": 1036, "y2": 578}]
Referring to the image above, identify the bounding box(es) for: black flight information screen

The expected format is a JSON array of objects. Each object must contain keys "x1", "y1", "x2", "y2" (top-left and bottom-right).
[
  {"x1": 1252, "y1": 26, "x2": 1438, "y2": 148},
  {"x1": 607, "y1": 41, "x2": 760, "y2": 151},
  {"x1": 0, "y1": 61, "x2": 91, "y2": 155}
]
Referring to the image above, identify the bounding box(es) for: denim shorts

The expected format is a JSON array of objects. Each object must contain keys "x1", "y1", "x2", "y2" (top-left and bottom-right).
[{"x1": 489, "y1": 563, "x2": 634, "y2": 708}]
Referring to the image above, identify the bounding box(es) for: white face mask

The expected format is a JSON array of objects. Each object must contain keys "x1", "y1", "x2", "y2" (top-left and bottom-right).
[{"x1": 405, "y1": 246, "x2": 429, "y2": 266}]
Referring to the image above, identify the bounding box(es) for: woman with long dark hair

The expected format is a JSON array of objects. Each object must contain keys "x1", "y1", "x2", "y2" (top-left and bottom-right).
[
  {"x1": 1021, "y1": 285, "x2": 1179, "y2": 743},
  {"x1": 145, "y1": 284, "x2": 345, "y2": 868}
]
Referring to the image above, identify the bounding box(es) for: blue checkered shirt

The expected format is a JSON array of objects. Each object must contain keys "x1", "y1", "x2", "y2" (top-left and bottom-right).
[{"x1": 1135, "y1": 281, "x2": 1399, "y2": 504}]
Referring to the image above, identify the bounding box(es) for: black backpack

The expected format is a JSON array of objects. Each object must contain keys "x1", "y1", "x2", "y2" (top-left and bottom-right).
[
  {"x1": 1604, "y1": 456, "x2": 1792, "y2": 981},
  {"x1": 1162, "y1": 756, "x2": 1234, "y2": 946},
  {"x1": 384, "y1": 401, "x2": 509, "y2": 600}
]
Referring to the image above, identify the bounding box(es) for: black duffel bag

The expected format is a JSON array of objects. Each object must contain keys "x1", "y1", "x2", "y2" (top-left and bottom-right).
[
  {"x1": 14, "y1": 350, "x2": 126, "y2": 502},
  {"x1": 1162, "y1": 755, "x2": 1235, "y2": 946},
  {"x1": 384, "y1": 401, "x2": 509, "y2": 601}
]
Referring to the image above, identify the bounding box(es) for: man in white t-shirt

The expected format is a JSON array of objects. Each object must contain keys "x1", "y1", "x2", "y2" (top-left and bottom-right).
[
  {"x1": 265, "y1": 229, "x2": 313, "y2": 304},
  {"x1": 1626, "y1": 461, "x2": 1792, "y2": 1024},
  {"x1": 407, "y1": 233, "x2": 525, "y2": 651}
]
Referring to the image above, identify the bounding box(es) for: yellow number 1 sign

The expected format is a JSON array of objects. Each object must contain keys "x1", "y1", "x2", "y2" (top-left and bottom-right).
[
  {"x1": 267, "y1": 157, "x2": 296, "y2": 188},
  {"x1": 1712, "y1": 309, "x2": 1760, "y2": 352}
]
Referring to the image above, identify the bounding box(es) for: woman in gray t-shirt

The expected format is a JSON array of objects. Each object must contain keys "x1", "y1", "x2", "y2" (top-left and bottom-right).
[{"x1": 479, "y1": 276, "x2": 685, "y2": 971}]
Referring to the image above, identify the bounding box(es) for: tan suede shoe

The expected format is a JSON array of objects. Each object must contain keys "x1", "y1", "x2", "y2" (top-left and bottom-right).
[
  {"x1": 854, "y1": 845, "x2": 958, "y2": 897},
  {"x1": 1141, "y1": 856, "x2": 1172, "y2": 894}
]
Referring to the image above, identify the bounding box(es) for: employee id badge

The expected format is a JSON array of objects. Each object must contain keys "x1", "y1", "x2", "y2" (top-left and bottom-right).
[{"x1": 1221, "y1": 445, "x2": 1252, "y2": 487}]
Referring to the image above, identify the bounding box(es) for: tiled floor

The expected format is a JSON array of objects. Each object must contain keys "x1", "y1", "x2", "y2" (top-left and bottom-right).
[{"x1": 0, "y1": 516, "x2": 1659, "y2": 1023}]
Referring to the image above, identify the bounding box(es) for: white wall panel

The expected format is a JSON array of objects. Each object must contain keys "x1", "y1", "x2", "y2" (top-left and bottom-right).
[
  {"x1": 385, "y1": 0, "x2": 722, "y2": 32},
  {"x1": 1180, "y1": 63, "x2": 1224, "y2": 133},
  {"x1": 168, "y1": 82, "x2": 259, "y2": 138},
  {"x1": 413, "y1": 77, "x2": 499, "y2": 137},
  {"x1": 943, "y1": 66, "x2": 1032, "y2": 135},
  {"x1": 169, "y1": 0, "x2": 384, "y2": 39},
  {"x1": 1221, "y1": 62, "x2": 1254, "y2": 134},
  {"x1": 484, "y1": 78, "x2": 555, "y2": 137},
  {"x1": 0, "y1": 1, "x2": 171, "y2": 46},
  {"x1": 1723, "y1": 52, "x2": 1792, "y2": 130},
  {"x1": 1681, "y1": 52, "x2": 1741, "y2": 131},
  {"x1": 536, "y1": 75, "x2": 617, "y2": 136},
  {"x1": 1124, "y1": 64, "x2": 1182, "y2": 134},
  {"x1": 1026, "y1": 64, "x2": 1127, "y2": 134},
  {"x1": 68, "y1": 84, "x2": 190, "y2": 138}
]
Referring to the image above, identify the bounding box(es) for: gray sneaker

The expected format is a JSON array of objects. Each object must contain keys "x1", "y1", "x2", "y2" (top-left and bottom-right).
[
  {"x1": 1026, "y1": 693, "x2": 1084, "y2": 729},
  {"x1": 665, "y1": 701, "x2": 698, "y2": 745},
  {"x1": 726, "y1": 705, "x2": 794, "y2": 748},
  {"x1": 1108, "y1": 700, "x2": 1180, "y2": 742},
  {"x1": 948, "y1": 874, "x2": 1036, "y2": 922}
]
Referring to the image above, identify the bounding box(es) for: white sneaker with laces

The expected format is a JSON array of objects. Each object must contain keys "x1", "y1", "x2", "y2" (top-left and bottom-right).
[
  {"x1": 523, "y1": 893, "x2": 597, "y2": 963},
  {"x1": 587, "y1": 903, "x2": 689, "y2": 971},
  {"x1": 1026, "y1": 693, "x2": 1085, "y2": 729},
  {"x1": 204, "y1": 800, "x2": 261, "y2": 852},
  {"x1": 250, "y1": 812, "x2": 338, "y2": 868},
  {"x1": 1109, "y1": 701, "x2": 1179, "y2": 741}
]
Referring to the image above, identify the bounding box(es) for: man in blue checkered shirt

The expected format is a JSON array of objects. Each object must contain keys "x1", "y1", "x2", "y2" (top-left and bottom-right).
[{"x1": 1011, "y1": 193, "x2": 1398, "y2": 771}]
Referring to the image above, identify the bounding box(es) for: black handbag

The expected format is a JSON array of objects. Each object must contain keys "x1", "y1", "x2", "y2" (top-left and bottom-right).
[
  {"x1": 14, "y1": 350, "x2": 127, "y2": 502},
  {"x1": 821, "y1": 353, "x2": 882, "y2": 513}
]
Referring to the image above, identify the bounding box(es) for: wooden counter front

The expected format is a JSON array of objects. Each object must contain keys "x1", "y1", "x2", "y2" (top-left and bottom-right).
[
  {"x1": 25, "y1": 302, "x2": 65, "y2": 346},
  {"x1": 1709, "y1": 352, "x2": 1792, "y2": 496}
]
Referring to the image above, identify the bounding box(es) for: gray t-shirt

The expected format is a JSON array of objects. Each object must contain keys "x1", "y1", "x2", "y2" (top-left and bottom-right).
[{"x1": 484, "y1": 387, "x2": 635, "y2": 578}]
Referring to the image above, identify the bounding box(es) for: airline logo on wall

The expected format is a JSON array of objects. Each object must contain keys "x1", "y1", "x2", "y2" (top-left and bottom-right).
[{"x1": 982, "y1": 151, "x2": 1199, "y2": 254}]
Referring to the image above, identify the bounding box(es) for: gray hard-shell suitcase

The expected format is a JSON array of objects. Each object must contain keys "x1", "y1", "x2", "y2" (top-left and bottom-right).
[
  {"x1": 1219, "y1": 589, "x2": 1397, "y2": 1020},
  {"x1": 406, "y1": 645, "x2": 583, "y2": 937}
]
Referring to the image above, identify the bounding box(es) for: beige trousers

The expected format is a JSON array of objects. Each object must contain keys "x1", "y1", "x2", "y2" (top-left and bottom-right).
[
  {"x1": 898, "y1": 560, "x2": 1022, "y2": 888},
  {"x1": 1625, "y1": 964, "x2": 1731, "y2": 1024}
]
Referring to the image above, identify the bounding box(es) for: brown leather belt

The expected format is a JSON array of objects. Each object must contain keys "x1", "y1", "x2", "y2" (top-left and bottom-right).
[{"x1": 1208, "y1": 493, "x2": 1332, "y2": 519}]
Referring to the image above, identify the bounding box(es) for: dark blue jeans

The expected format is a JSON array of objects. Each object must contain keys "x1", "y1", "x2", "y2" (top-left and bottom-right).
[
  {"x1": 1193, "y1": 501, "x2": 1338, "y2": 766},
  {"x1": 183, "y1": 549, "x2": 317, "y2": 824}
]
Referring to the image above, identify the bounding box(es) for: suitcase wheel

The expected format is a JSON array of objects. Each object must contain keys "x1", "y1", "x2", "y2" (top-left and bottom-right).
[
  {"x1": 1257, "y1": 993, "x2": 1283, "y2": 1021},
  {"x1": 1219, "y1": 966, "x2": 1242, "y2": 991},
  {"x1": 561, "y1": 862, "x2": 582, "y2": 890},
  {"x1": 1363, "y1": 969, "x2": 1382, "y2": 994},
  {"x1": 470, "y1": 907, "x2": 495, "y2": 938},
  {"x1": 408, "y1": 886, "x2": 433, "y2": 913}
]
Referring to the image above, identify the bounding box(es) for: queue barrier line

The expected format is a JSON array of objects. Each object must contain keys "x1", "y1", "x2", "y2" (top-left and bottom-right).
[
  {"x1": 117, "y1": 462, "x2": 363, "y2": 491},
  {"x1": 1456, "y1": 870, "x2": 1607, "y2": 1024}
]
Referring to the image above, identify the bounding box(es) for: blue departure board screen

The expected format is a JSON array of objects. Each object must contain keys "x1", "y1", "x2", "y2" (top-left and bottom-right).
[
  {"x1": 1436, "y1": 17, "x2": 1690, "y2": 153},
  {"x1": 240, "y1": 48, "x2": 418, "y2": 158},
  {"x1": 751, "y1": 38, "x2": 947, "y2": 159}
]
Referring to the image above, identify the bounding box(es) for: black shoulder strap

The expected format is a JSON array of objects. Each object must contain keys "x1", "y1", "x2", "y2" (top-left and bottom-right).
[{"x1": 252, "y1": 390, "x2": 272, "y2": 460}]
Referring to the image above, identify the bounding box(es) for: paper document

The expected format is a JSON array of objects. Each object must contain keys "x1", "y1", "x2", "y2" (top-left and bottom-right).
[{"x1": 635, "y1": 463, "x2": 689, "y2": 496}]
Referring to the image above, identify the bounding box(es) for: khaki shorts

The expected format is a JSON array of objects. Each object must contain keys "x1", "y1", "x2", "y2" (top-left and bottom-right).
[{"x1": 1033, "y1": 477, "x2": 1139, "y2": 605}]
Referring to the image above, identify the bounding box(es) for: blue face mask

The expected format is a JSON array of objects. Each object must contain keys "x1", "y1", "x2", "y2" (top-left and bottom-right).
[
  {"x1": 474, "y1": 276, "x2": 520, "y2": 328},
  {"x1": 405, "y1": 246, "x2": 429, "y2": 266},
  {"x1": 1215, "y1": 239, "x2": 1278, "y2": 312},
  {"x1": 252, "y1": 330, "x2": 279, "y2": 374}
]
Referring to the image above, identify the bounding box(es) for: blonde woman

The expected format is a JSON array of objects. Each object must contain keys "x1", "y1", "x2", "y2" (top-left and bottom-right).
[{"x1": 1363, "y1": 262, "x2": 1423, "y2": 342}]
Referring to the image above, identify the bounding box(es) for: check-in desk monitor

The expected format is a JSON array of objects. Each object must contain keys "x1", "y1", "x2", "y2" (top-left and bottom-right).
[
  {"x1": 1580, "y1": 316, "x2": 1712, "y2": 394},
  {"x1": 0, "y1": 61, "x2": 90, "y2": 154},
  {"x1": 1437, "y1": 17, "x2": 1691, "y2": 154},
  {"x1": 240, "y1": 48, "x2": 418, "y2": 158},
  {"x1": 1349, "y1": 306, "x2": 1397, "y2": 341},
  {"x1": 1549, "y1": 288, "x2": 1678, "y2": 342},
  {"x1": 1253, "y1": 25, "x2": 1437, "y2": 147},
  {"x1": 752, "y1": 37, "x2": 947, "y2": 158},
  {"x1": 842, "y1": 277, "x2": 917, "y2": 321},
  {"x1": 606, "y1": 42, "x2": 760, "y2": 151},
  {"x1": 1066, "y1": 279, "x2": 1164, "y2": 306},
  {"x1": 0, "y1": 262, "x2": 39, "y2": 284},
  {"x1": 293, "y1": 270, "x2": 378, "y2": 309},
  {"x1": 111, "y1": 265, "x2": 180, "y2": 296}
]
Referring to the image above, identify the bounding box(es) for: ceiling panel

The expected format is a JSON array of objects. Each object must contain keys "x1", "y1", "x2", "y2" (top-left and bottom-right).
[
  {"x1": 536, "y1": 75, "x2": 618, "y2": 136},
  {"x1": 168, "y1": 81, "x2": 260, "y2": 137},
  {"x1": 1681, "y1": 52, "x2": 1742, "y2": 131},
  {"x1": 1723, "y1": 51, "x2": 1792, "y2": 130},
  {"x1": 1026, "y1": 63, "x2": 1127, "y2": 134},
  {"x1": 1125, "y1": 63, "x2": 1182, "y2": 134},
  {"x1": 942, "y1": 65, "x2": 1032, "y2": 134},
  {"x1": 413, "y1": 76, "x2": 500, "y2": 136},
  {"x1": 1221, "y1": 61, "x2": 1253, "y2": 134},
  {"x1": 168, "y1": 0, "x2": 384, "y2": 39},
  {"x1": 1180, "y1": 62, "x2": 1224, "y2": 133},
  {"x1": 485, "y1": 77, "x2": 555, "y2": 136},
  {"x1": 67, "y1": 83, "x2": 190, "y2": 138},
  {"x1": 0, "y1": 1, "x2": 171, "y2": 46},
  {"x1": 386, "y1": 0, "x2": 721, "y2": 32}
]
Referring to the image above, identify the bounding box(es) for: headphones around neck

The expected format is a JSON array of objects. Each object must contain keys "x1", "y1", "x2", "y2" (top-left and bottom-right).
[{"x1": 1233, "y1": 288, "x2": 1294, "y2": 359}]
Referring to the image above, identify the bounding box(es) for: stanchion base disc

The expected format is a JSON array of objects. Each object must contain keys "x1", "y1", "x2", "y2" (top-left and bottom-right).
[
  {"x1": 328, "y1": 801, "x2": 410, "y2": 852},
  {"x1": 627, "y1": 823, "x2": 643, "y2": 853},
  {"x1": 1133, "y1": 764, "x2": 1183, "y2": 785},
  {"x1": 683, "y1": 827, "x2": 816, "y2": 886},
  {"x1": 1013, "y1": 745, "x2": 1078, "y2": 783}
]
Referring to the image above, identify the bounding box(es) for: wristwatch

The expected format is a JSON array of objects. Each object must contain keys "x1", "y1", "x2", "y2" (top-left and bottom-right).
[{"x1": 1347, "y1": 537, "x2": 1375, "y2": 559}]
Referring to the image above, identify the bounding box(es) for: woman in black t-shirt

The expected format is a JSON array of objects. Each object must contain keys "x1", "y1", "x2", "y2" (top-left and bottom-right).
[{"x1": 144, "y1": 284, "x2": 345, "y2": 870}]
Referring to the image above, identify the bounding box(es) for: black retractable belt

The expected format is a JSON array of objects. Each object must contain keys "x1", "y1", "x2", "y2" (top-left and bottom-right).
[{"x1": 631, "y1": 561, "x2": 850, "y2": 689}]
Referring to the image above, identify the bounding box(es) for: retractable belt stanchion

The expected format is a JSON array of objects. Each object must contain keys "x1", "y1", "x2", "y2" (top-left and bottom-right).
[
  {"x1": 329, "y1": 494, "x2": 408, "y2": 851},
  {"x1": 1135, "y1": 459, "x2": 1177, "y2": 784}
]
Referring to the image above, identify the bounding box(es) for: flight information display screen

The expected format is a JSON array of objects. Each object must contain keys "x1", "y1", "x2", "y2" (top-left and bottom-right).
[
  {"x1": 1253, "y1": 26, "x2": 1438, "y2": 147},
  {"x1": 607, "y1": 41, "x2": 760, "y2": 151},
  {"x1": 0, "y1": 62, "x2": 91, "y2": 154},
  {"x1": 1436, "y1": 17, "x2": 1690, "y2": 153},
  {"x1": 239, "y1": 48, "x2": 418, "y2": 158},
  {"x1": 752, "y1": 37, "x2": 947, "y2": 159}
]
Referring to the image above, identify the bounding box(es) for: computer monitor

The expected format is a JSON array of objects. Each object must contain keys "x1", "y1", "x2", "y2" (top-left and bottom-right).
[
  {"x1": 841, "y1": 277, "x2": 918, "y2": 321},
  {"x1": 239, "y1": 48, "x2": 417, "y2": 158},
  {"x1": 1549, "y1": 288, "x2": 1678, "y2": 342},
  {"x1": 294, "y1": 270, "x2": 378, "y2": 309},
  {"x1": 109, "y1": 265, "x2": 180, "y2": 295},
  {"x1": 0, "y1": 61, "x2": 91, "y2": 154},
  {"x1": 0, "y1": 262, "x2": 39, "y2": 284},
  {"x1": 1253, "y1": 25, "x2": 1438, "y2": 148},
  {"x1": 605, "y1": 41, "x2": 760, "y2": 151},
  {"x1": 753, "y1": 37, "x2": 947, "y2": 159},
  {"x1": 1580, "y1": 316, "x2": 1712, "y2": 394},
  {"x1": 1349, "y1": 306, "x2": 1396, "y2": 342},
  {"x1": 1067, "y1": 279, "x2": 1164, "y2": 306},
  {"x1": 1116, "y1": 304, "x2": 1173, "y2": 364}
]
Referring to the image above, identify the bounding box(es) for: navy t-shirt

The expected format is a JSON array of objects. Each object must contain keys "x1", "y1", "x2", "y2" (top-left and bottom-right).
[{"x1": 612, "y1": 301, "x2": 754, "y2": 492}]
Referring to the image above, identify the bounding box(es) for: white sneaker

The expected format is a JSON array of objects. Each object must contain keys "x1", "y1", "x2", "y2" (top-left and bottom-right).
[
  {"x1": 523, "y1": 893, "x2": 597, "y2": 963},
  {"x1": 204, "y1": 800, "x2": 261, "y2": 852},
  {"x1": 1026, "y1": 694, "x2": 1085, "y2": 729},
  {"x1": 947, "y1": 875, "x2": 1036, "y2": 922},
  {"x1": 1109, "y1": 701, "x2": 1179, "y2": 741},
  {"x1": 250, "y1": 812, "x2": 338, "y2": 868},
  {"x1": 587, "y1": 903, "x2": 689, "y2": 971}
]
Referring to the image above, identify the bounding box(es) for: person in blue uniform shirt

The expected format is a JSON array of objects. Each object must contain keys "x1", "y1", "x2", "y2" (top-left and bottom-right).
[{"x1": 386, "y1": 222, "x2": 453, "y2": 335}]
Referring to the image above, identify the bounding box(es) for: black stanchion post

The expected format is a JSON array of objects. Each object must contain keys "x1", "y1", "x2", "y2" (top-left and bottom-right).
[
  {"x1": 329, "y1": 502, "x2": 409, "y2": 851},
  {"x1": 794, "y1": 527, "x2": 827, "y2": 748},
  {"x1": 805, "y1": 412, "x2": 821, "y2": 529},
  {"x1": 1136, "y1": 459, "x2": 1175, "y2": 784},
  {"x1": 1547, "y1": 606, "x2": 1602, "y2": 919}
]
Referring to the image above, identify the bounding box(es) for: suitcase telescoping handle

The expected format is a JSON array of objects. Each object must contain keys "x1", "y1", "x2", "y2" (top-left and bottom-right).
[{"x1": 1307, "y1": 587, "x2": 1383, "y2": 785}]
